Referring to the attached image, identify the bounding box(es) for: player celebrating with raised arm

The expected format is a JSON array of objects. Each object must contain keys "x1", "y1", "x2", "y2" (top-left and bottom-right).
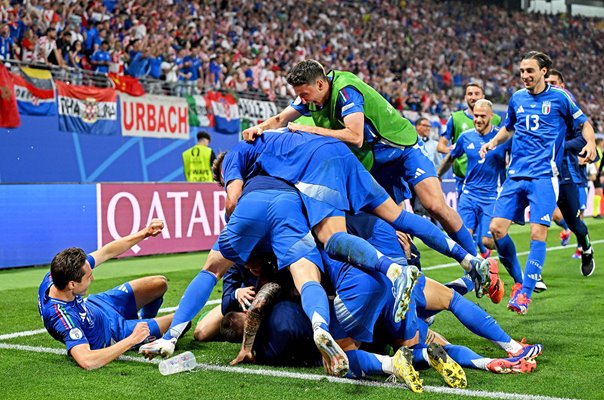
[
  {"x1": 38, "y1": 219, "x2": 173, "y2": 370},
  {"x1": 480, "y1": 51, "x2": 596, "y2": 315},
  {"x1": 242, "y1": 59, "x2": 479, "y2": 258}
]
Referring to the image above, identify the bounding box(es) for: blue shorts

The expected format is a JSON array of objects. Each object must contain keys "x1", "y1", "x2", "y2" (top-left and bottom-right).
[
  {"x1": 370, "y1": 144, "x2": 437, "y2": 203},
  {"x1": 294, "y1": 144, "x2": 390, "y2": 227},
  {"x1": 326, "y1": 258, "x2": 389, "y2": 343},
  {"x1": 88, "y1": 283, "x2": 161, "y2": 343},
  {"x1": 493, "y1": 177, "x2": 559, "y2": 226},
  {"x1": 213, "y1": 189, "x2": 323, "y2": 271},
  {"x1": 457, "y1": 193, "x2": 496, "y2": 238}
]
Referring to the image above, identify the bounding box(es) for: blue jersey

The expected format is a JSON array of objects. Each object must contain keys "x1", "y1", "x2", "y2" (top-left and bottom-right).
[
  {"x1": 450, "y1": 126, "x2": 510, "y2": 198},
  {"x1": 37, "y1": 255, "x2": 113, "y2": 352},
  {"x1": 504, "y1": 84, "x2": 588, "y2": 179}
]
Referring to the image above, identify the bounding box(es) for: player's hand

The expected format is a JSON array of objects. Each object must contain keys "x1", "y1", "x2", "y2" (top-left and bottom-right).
[
  {"x1": 396, "y1": 231, "x2": 413, "y2": 260},
  {"x1": 230, "y1": 348, "x2": 255, "y2": 366},
  {"x1": 287, "y1": 122, "x2": 304, "y2": 133},
  {"x1": 235, "y1": 286, "x2": 256, "y2": 311},
  {"x1": 479, "y1": 141, "x2": 495, "y2": 158},
  {"x1": 579, "y1": 142, "x2": 597, "y2": 163},
  {"x1": 242, "y1": 126, "x2": 263, "y2": 142},
  {"x1": 145, "y1": 219, "x2": 164, "y2": 237},
  {"x1": 129, "y1": 322, "x2": 150, "y2": 346}
]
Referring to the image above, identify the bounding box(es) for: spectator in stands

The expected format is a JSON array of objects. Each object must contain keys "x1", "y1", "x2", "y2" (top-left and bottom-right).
[
  {"x1": 90, "y1": 40, "x2": 111, "y2": 73},
  {"x1": 0, "y1": 23, "x2": 15, "y2": 62},
  {"x1": 35, "y1": 26, "x2": 62, "y2": 67}
]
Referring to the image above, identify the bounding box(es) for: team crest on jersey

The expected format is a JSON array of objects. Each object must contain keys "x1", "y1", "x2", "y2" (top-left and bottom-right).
[
  {"x1": 69, "y1": 328, "x2": 83, "y2": 340},
  {"x1": 542, "y1": 101, "x2": 551, "y2": 115}
]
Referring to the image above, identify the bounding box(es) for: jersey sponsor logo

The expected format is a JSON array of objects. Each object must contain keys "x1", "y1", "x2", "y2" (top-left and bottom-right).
[
  {"x1": 79, "y1": 312, "x2": 87, "y2": 321},
  {"x1": 542, "y1": 101, "x2": 551, "y2": 115},
  {"x1": 540, "y1": 214, "x2": 551, "y2": 222},
  {"x1": 118, "y1": 284, "x2": 129, "y2": 293},
  {"x1": 69, "y1": 328, "x2": 83, "y2": 340},
  {"x1": 517, "y1": 105, "x2": 524, "y2": 114},
  {"x1": 414, "y1": 168, "x2": 426, "y2": 179},
  {"x1": 467, "y1": 142, "x2": 475, "y2": 150},
  {"x1": 341, "y1": 103, "x2": 355, "y2": 112}
]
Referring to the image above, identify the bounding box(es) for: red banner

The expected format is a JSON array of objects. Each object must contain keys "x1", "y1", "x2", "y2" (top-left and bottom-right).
[
  {"x1": 108, "y1": 72, "x2": 144, "y2": 97},
  {"x1": 0, "y1": 64, "x2": 20, "y2": 127},
  {"x1": 98, "y1": 183, "x2": 226, "y2": 256}
]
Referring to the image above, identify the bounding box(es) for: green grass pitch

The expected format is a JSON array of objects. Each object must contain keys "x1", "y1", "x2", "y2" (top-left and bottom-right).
[{"x1": 1, "y1": 220, "x2": 603, "y2": 400}]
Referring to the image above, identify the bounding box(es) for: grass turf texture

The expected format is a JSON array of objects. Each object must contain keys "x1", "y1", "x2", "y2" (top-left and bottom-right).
[{"x1": 1, "y1": 220, "x2": 603, "y2": 400}]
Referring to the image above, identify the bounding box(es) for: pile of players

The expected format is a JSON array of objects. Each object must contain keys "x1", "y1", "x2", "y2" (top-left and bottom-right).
[{"x1": 40, "y1": 51, "x2": 595, "y2": 392}]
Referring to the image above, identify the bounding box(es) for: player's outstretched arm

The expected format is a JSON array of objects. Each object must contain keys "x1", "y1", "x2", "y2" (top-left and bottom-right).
[
  {"x1": 579, "y1": 121, "x2": 597, "y2": 162},
  {"x1": 242, "y1": 106, "x2": 301, "y2": 141},
  {"x1": 288, "y1": 111, "x2": 365, "y2": 148},
  {"x1": 479, "y1": 127, "x2": 512, "y2": 158},
  {"x1": 70, "y1": 322, "x2": 150, "y2": 370},
  {"x1": 230, "y1": 282, "x2": 281, "y2": 366},
  {"x1": 90, "y1": 219, "x2": 164, "y2": 266}
]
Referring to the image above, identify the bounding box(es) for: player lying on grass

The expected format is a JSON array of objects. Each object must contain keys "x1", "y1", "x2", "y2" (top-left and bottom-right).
[{"x1": 37, "y1": 219, "x2": 174, "y2": 370}]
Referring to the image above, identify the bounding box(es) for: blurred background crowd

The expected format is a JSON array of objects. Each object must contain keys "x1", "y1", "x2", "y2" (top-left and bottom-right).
[{"x1": 1, "y1": 0, "x2": 602, "y2": 130}]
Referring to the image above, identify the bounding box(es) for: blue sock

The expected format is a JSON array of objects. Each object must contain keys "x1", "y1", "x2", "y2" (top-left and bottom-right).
[
  {"x1": 300, "y1": 281, "x2": 330, "y2": 331},
  {"x1": 445, "y1": 275, "x2": 474, "y2": 296},
  {"x1": 522, "y1": 240, "x2": 547, "y2": 299},
  {"x1": 443, "y1": 344, "x2": 485, "y2": 370},
  {"x1": 345, "y1": 350, "x2": 385, "y2": 378},
  {"x1": 163, "y1": 270, "x2": 217, "y2": 340},
  {"x1": 495, "y1": 235, "x2": 523, "y2": 283},
  {"x1": 324, "y1": 231, "x2": 398, "y2": 276},
  {"x1": 447, "y1": 225, "x2": 477, "y2": 256},
  {"x1": 477, "y1": 239, "x2": 487, "y2": 256},
  {"x1": 555, "y1": 218, "x2": 569, "y2": 230},
  {"x1": 411, "y1": 346, "x2": 430, "y2": 369},
  {"x1": 390, "y1": 211, "x2": 468, "y2": 263},
  {"x1": 139, "y1": 296, "x2": 163, "y2": 319},
  {"x1": 448, "y1": 291, "x2": 511, "y2": 343}
]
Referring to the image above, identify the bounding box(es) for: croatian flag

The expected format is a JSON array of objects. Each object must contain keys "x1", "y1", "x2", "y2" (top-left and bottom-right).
[
  {"x1": 11, "y1": 68, "x2": 57, "y2": 116},
  {"x1": 56, "y1": 81, "x2": 118, "y2": 135},
  {"x1": 206, "y1": 91, "x2": 240, "y2": 135}
]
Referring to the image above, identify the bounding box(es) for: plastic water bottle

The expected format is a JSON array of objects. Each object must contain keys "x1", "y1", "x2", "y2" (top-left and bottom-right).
[{"x1": 159, "y1": 351, "x2": 197, "y2": 375}]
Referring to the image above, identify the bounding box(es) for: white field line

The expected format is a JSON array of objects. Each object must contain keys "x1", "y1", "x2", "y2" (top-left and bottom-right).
[
  {"x1": 3, "y1": 239, "x2": 601, "y2": 340},
  {"x1": 0, "y1": 342, "x2": 577, "y2": 400},
  {"x1": 423, "y1": 238, "x2": 604, "y2": 271}
]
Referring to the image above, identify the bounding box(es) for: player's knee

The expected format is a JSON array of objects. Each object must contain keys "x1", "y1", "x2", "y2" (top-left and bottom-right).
[
  {"x1": 489, "y1": 223, "x2": 506, "y2": 240},
  {"x1": 152, "y1": 275, "x2": 168, "y2": 295}
]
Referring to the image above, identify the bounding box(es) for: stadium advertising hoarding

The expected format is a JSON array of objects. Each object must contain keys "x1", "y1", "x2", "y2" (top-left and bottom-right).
[
  {"x1": 120, "y1": 94, "x2": 189, "y2": 139},
  {"x1": 98, "y1": 183, "x2": 226, "y2": 256},
  {"x1": 238, "y1": 98, "x2": 279, "y2": 130}
]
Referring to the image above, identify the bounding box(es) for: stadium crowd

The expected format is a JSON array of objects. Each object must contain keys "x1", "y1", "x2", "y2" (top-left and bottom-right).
[{"x1": 0, "y1": 0, "x2": 602, "y2": 130}]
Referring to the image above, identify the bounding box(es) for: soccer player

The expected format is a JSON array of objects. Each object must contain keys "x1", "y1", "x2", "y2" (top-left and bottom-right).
[
  {"x1": 480, "y1": 51, "x2": 596, "y2": 314},
  {"x1": 37, "y1": 219, "x2": 173, "y2": 370},
  {"x1": 242, "y1": 59, "x2": 478, "y2": 257},
  {"x1": 445, "y1": 99, "x2": 514, "y2": 301},
  {"x1": 544, "y1": 69, "x2": 595, "y2": 276},
  {"x1": 437, "y1": 83, "x2": 502, "y2": 197},
  {"x1": 141, "y1": 175, "x2": 350, "y2": 377},
  {"x1": 219, "y1": 129, "x2": 490, "y2": 302}
]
